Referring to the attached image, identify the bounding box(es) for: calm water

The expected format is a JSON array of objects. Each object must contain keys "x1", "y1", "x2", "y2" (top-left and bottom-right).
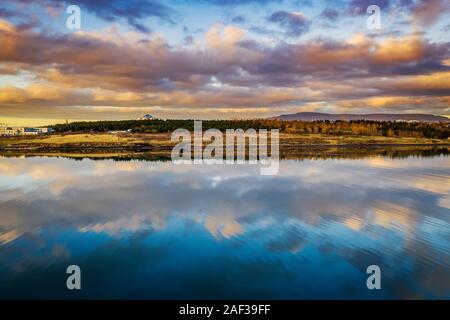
[{"x1": 0, "y1": 153, "x2": 449, "y2": 299}]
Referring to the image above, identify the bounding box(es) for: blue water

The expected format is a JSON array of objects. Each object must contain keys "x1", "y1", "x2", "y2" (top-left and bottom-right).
[{"x1": 0, "y1": 154, "x2": 449, "y2": 299}]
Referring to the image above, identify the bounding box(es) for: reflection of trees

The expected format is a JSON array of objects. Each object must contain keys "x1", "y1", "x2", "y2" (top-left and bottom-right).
[
  {"x1": 280, "y1": 146, "x2": 450, "y2": 160},
  {"x1": 0, "y1": 146, "x2": 448, "y2": 162}
]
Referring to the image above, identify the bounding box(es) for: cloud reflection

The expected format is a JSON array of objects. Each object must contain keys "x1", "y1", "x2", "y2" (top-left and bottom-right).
[{"x1": 0, "y1": 155, "x2": 449, "y2": 299}]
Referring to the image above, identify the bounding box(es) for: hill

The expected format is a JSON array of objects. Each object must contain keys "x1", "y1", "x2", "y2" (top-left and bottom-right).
[{"x1": 275, "y1": 112, "x2": 450, "y2": 123}]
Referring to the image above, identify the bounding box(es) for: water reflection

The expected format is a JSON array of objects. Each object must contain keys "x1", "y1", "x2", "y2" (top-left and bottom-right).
[{"x1": 0, "y1": 152, "x2": 449, "y2": 299}]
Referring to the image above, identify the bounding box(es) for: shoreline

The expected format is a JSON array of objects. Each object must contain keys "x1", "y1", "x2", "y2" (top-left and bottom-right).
[
  {"x1": 1, "y1": 147, "x2": 448, "y2": 162},
  {"x1": 1, "y1": 133, "x2": 449, "y2": 154}
]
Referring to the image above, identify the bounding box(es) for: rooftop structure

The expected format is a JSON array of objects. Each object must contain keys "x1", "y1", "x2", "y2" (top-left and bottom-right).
[{"x1": 138, "y1": 114, "x2": 153, "y2": 120}]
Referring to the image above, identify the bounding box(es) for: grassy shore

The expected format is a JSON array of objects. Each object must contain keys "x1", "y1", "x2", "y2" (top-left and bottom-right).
[
  {"x1": 0, "y1": 133, "x2": 448, "y2": 160},
  {"x1": 0, "y1": 133, "x2": 171, "y2": 145},
  {"x1": 0, "y1": 132, "x2": 448, "y2": 156}
]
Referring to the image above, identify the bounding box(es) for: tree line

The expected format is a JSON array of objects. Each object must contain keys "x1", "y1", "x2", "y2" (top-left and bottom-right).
[{"x1": 51, "y1": 119, "x2": 450, "y2": 139}]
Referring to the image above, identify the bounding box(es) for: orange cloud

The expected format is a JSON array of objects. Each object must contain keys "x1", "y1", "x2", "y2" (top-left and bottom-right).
[
  {"x1": 0, "y1": 18, "x2": 449, "y2": 120},
  {"x1": 371, "y1": 36, "x2": 424, "y2": 64}
]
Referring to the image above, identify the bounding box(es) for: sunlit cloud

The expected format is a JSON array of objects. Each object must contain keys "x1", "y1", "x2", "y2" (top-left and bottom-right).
[{"x1": 0, "y1": 0, "x2": 449, "y2": 123}]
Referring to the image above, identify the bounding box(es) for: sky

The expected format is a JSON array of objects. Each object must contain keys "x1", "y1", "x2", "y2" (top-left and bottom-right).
[{"x1": 0, "y1": 0, "x2": 449, "y2": 126}]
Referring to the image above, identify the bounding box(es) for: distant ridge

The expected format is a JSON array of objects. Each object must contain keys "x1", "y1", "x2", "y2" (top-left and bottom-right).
[{"x1": 274, "y1": 112, "x2": 450, "y2": 123}]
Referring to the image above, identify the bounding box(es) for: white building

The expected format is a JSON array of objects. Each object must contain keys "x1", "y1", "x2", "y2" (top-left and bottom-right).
[
  {"x1": 0, "y1": 124, "x2": 19, "y2": 136},
  {"x1": 0, "y1": 124, "x2": 53, "y2": 136}
]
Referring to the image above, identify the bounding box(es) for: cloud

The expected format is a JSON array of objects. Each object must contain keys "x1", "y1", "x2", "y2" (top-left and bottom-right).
[
  {"x1": 231, "y1": 15, "x2": 246, "y2": 24},
  {"x1": 320, "y1": 8, "x2": 339, "y2": 21},
  {"x1": 0, "y1": 8, "x2": 13, "y2": 18},
  {"x1": 409, "y1": 0, "x2": 449, "y2": 27},
  {"x1": 195, "y1": 0, "x2": 281, "y2": 5},
  {"x1": 206, "y1": 24, "x2": 246, "y2": 50},
  {"x1": 371, "y1": 35, "x2": 424, "y2": 64},
  {"x1": 267, "y1": 11, "x2": 311, "y2": 37},
  {"x1": 347, "y1": 0, "x2": 391, "y2": 15},
  {"x1": 0, "y1": 12, "x2": 449, "y2": 118},
  {"x1": 9, "y1": 0, "x2": 176, "y2": 33}
]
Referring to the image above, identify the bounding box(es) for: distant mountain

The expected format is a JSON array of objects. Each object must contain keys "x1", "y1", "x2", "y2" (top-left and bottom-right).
[{"x1": 274, "y1": 112, "x2": 450, "y2": 123}]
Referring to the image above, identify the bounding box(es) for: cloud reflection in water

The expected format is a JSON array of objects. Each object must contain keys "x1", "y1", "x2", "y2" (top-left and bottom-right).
[{"x1": 0, "y1": 155, "x2": 449, "y2": 299}]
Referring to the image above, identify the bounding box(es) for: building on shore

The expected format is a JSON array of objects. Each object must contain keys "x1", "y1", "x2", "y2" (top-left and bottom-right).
[
  {"x1": 137, "y1": 114, "x2": 154, "y2": 120},
  {"x1": 0, "y1": 124, "x2": 19, "y2": 136},
  {"x1": 0, "y1": 124, "x2": 53, "y2": 136}
]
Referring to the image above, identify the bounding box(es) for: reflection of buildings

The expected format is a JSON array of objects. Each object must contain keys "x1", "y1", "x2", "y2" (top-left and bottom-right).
[{"x1": 0, "y1": 123, "x2": 53, "y2": 136}]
